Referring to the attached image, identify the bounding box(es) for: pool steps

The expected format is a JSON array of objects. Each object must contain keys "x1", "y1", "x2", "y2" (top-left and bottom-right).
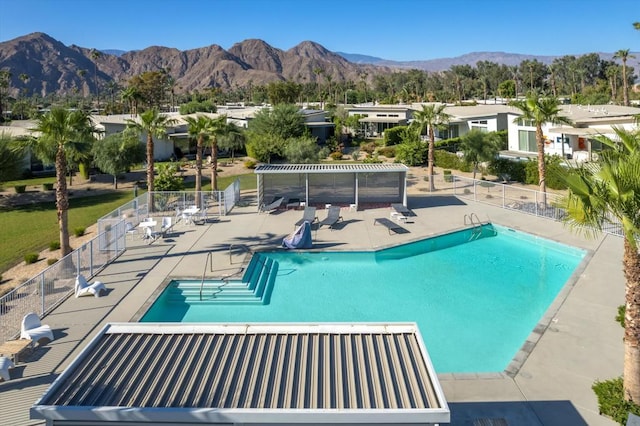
[{"x1": 165, "y1": 254, "x2": 277, "y2": 305}]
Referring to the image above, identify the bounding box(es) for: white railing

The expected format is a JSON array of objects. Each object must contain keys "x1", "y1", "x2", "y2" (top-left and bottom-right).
[
  {"x1": 1, "y1": 180, "x2": 242, "y2": 344},
  {"x1": 449, "y1": 175, "x2": 623, "y2": 237},
  {"x1": 0, "y1": 221, "x2": 126, "y2": 343}
]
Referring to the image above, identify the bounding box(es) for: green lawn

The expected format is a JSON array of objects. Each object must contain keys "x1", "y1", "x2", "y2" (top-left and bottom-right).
[
  {"x1": 0, "y1": 191, "x2": 135, "y2": 273},
  {"x1": 0, "y1": 173, "x2": 257, "y2": 274}
]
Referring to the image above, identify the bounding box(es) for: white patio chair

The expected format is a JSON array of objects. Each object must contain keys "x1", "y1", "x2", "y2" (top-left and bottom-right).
[
  {"x1": 75, "y1": 274, "x2": 107, "y2": 298},
  {"x1": 125, "y1": 221, "x2": 138, "y2": 239},
  {"x1": 20, "y1": 312, "x2": 54, "y2": 345},
  {"x1": 161, "y1": 216, "x2": 173, "y2": 236},
  {"x1": 0, "y1": 356, "x2": 14, "y2": 381}
]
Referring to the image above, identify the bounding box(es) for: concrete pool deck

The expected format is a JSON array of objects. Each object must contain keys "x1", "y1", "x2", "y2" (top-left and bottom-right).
[{"x1": 0, "y1": 193, "x2": 623, "y2": 425}]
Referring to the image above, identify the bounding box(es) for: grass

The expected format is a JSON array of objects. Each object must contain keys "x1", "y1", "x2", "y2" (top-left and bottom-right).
[
  {"x1": 2, "y1": 175, "x2": 57, "y2": 188},
  {"x1": 0, "y1": 173, "x2": 256, "y2": 274},
  {"x1": 0, "y1": 191, "x2": 135, "y2": 273}
]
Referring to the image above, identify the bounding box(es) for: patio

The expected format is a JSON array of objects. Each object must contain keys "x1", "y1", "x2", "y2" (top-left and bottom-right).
[{"x1": 0, "y1": 192, "x2": 623, "y2": 425}]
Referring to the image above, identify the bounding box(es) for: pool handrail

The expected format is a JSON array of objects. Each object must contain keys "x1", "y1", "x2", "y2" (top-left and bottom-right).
[{"x1": 199, "y1": 251, "x2": 215, "y2": 301}]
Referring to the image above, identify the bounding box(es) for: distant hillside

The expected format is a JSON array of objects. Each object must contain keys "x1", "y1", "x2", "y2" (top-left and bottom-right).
[
  {"x1": 100, "y1": 49, "x2": 127, "y2": 57},
  {"x1": 335, "y1": 52, "x2": 386, "y2": 65},
  {"x1": 1, "y1": 32, "x2": 638, "y2": 99},
  {"x1": 0, "y1": 33, "x2": 387, "y2": 97}
]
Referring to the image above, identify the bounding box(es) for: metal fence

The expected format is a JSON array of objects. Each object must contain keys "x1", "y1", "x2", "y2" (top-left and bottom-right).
[
  {"x1": 1, "y1": 180, "x2": 241, "y2": 344},
  {"x1": 96, "y1": 180, "x2": 241, "y2": 240},
  {"x1": 449, "y1": 175, "x2": 623, "y2": 237},
  {"x1": 0, "y1": 221, "x2": 126, "y2": 343}
]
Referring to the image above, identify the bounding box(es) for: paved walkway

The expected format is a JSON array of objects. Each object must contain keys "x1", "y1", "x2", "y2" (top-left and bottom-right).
[{"x1": 0, "y1": 193, "x2": 622, "y2": 425}]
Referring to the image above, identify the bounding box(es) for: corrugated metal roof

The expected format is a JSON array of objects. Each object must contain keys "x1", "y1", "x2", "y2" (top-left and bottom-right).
[
  {"x1": 255, "y1": 163, "x2": 409, "y2": 174},
  {"x1": 32, "y1": 323, "x2": 448, "y2": 424}
]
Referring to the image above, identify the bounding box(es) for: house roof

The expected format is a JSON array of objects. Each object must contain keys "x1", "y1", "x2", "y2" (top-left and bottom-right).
[
  {"x1": 255, "y1": 163, "x2": 409, "y2": 174},
  {"x1": 31, "y1": 323, "x2": 449, "y2": 424}
]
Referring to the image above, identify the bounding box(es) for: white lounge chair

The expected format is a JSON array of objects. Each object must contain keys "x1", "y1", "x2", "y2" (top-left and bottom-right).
[
  {"x1": 20, "y1": 312, "x2": 54, "y2": 345},
  {"x1": 75, "y1": 274, "x2": 107, "y2": 298},
  {"x1": 0, "y1": 356, "x2": 14, "y2": 381}
]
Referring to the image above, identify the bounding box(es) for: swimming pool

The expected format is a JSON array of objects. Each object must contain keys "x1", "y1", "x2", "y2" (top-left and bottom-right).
[{"x1": 141, "y1": 224, "x2": 586, "y2": 373}]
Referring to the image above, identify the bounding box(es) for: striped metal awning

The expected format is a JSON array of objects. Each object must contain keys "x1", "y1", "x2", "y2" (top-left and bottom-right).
[
  {"x1": 255, "y1": 163, "x2": 409, "y2": 174},
  {"x1": 32, "y1": 323, "x2": 449, "y2": 424}
]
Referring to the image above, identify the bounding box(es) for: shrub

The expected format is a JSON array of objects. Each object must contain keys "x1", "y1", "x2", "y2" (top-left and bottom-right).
[
  {"x1": 361, "y1": 142, "x2": 377, "y2": 154},
  {"x1": 592, "y1": 377, "x2": 640, "y2": 424},
  {"x1": 24, "y1": 253, "x2": 39, "y2": 264},
  {"x1": 49, "y1": 241, "x2": 61, "y2": 251},
  {"x1": 14, "y1": 185, "x2": 26, "y2": 193},
  {"x1": 488, "y1": 158, "x2": 526, "y2": 183},
  {"x1": 383, "y1": 126, "x2": 407, "y2": 146},
  {"x1": 244, "y1": 159, "x2": 257, "y2": 169},
  {"x1": 378, "y1": 146, "x2": 396, "y2": 158},
  {"x1": 329, "y1": 151, "x2": 343, "y2": 161},
  {"x1": 74, "y1": 227, "x2": 86, "y2": 237},
  {"x1": 434, "y1": 150, "x2": 462, "y2": 170},
  {"x1": 47, "y1": 258, "x2": 58, "y2": 266},
  {"x1": 396, "y1": 141, "x2": 427, "y2": 166},
  {"x1": 42, "y1": 183, "x2": 54, "y2": 191},
  {"x1": 443, "y1": 170, "x2": 453, "y2": 182}
]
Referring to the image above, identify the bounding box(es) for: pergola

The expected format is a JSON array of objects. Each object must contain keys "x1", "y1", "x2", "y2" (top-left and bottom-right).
[{"x1": 255, "y1": 163, "x2": 409, "y2": 211}]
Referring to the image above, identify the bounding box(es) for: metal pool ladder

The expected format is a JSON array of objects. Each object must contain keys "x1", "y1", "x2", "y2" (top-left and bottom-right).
[
  {"x1": 464, "y1": 213, "x2": 483, "y2": 241},
  {"x1": 199, "y1": 251, "x2": 215, "y2": 301}
]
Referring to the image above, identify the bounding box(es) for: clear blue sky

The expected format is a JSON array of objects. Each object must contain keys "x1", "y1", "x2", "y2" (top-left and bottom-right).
[{"x1": 0, "y1": 0, "x2": 638, "y2": 61}]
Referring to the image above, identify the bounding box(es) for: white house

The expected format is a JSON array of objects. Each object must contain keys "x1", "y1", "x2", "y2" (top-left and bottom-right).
[{"x1": 506, "y1": 104, "x2": 640, "y2": 162}]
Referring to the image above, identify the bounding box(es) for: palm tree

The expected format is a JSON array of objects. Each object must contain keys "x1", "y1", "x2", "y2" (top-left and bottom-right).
[
  {"x1": 121, "y1": 86, "x2": 141, "y2": 116},
  {"x1": 410, "y1": 104, "x2": 451, "y2": 191},
  {"x1": 0, "y1": 69, "x2": 12, "y2": 121},
  {"x1": 559, "y1": 127, "x2": 640, "y2": 402},
  {"x1": 218, "y1": 122, "x2": 246, "y2": 164},
  {"x1": 207, "y1": 115, "x2": 228, "y2": 191},
  {"x1": 28, "y1": 108, "x2": 96, "y2": 256},
  {"x1": 90, "y1": 49, "x2": 102, "y2": 111},
  {"x1": 458, "y1": 129, "x2": 502, "y2": 179},
  {"x1": 126, "y1": 108, "x2": 177, "y2": 193},
  {"x1": 509, "y1": 93, "x2": 572, "y2": 202},
  {"x1": 185, "y1": 115, "x2": 212, "y2": 194},
  {"x1": 613, "y1": 49, "x2": 635, "y2": 106}
]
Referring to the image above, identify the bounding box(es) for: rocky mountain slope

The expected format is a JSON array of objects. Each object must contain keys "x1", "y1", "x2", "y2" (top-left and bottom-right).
[{"x1": 0, "y1": 32, "x2": 385, "y2": 97}]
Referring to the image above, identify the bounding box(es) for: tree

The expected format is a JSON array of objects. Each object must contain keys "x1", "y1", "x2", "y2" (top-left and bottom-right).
[
  {"x1": 0, "y1": 132, "x2": 25, "y2": 183},
  {"x1": 509, "y1": 93, "x2": 572, "y2": 201},
  {"x1": 126, "y1": 108, "x2": 177, "y2": 193},
  {"x1": 121, "y1": 86, "x2": 141, "y2": 116},
  {"x1": 154, "y1": 163, "x2": 183, "y2": 191},
  {"x1": 206, "y1": 115, "x2": 228, "y2": 191},
  {"x1": 458, "y1": 129, "x2": 502, "y2": 179},
  {"x1": 249, "y1": 104, "x2": 305, "y2": 140},
  {"x1": 27, "y1": 108, "x2": 96, "y2": 256},
  {"x1": 559, "y1": 126, "x2": 640, "y2": 403},
  {"x1": 92, "y1": 130, "x2": 144, "y2": 188},
  {"x1": 128, "y1": 71, "x2": 168, "y2": 109},
  {"x1": 185, "y1": 115, "x2": 212, "y2": 194},
  {"x1": 0, "y1": 69, "x2": 12, "y2": 122},
  {"x1": 217, "y1": 122, "x2": 246, "y2": 164},
  {"x1": 613, "y1": 49, "x2": 635, "y2": 106},
  {"x1": 90, "y1": 49, "x2": 102, "y2": 111},
  {"x1": 410, "y1": 104, "x2": 451, "y2": 191},
  {"x1": 284, "y1": 135, "x2": 325, "y2": 163}
]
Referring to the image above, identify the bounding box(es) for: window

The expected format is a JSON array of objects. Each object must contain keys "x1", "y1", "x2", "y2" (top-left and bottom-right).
[
  {"x1": 518, "y1": 130, "x2": 537, "y2": 152},
  {"x1": 517, "y1": 118, "x2": 535, "y2": 127},
  {"x1": 436, "y1": 124, "x2": 459, "y2": 140}
]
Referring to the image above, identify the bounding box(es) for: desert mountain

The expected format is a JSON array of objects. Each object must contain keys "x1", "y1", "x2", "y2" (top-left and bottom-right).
[{"x1": 0, "y1": 33, "x2": 386, "y2": 98}]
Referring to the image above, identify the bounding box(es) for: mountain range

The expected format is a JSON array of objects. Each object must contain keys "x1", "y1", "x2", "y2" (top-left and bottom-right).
[{"x1": 0, "y1": 32, "x2": 637, "y2": 98}]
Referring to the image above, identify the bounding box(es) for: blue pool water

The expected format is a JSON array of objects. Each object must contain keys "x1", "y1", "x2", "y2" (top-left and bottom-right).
[{"x1": 141, "y1": 224, "x2": 586, "y2": 373}]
